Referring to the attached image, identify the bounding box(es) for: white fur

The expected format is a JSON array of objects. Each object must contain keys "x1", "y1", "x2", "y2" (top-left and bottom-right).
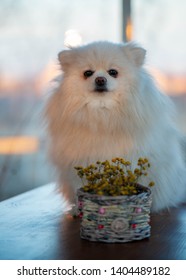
[{"x1": 45, "y1": 41, "x2": 186, "y2": 212}]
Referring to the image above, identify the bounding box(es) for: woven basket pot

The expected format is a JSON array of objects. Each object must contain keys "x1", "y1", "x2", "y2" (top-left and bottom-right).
[{"x1": 77, "y1": 185, "x2": 152, "y2": 243}]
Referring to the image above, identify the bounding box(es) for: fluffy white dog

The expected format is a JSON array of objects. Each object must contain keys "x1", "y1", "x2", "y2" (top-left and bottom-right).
[{"x1": 45, "y1": 41, "x2": 186, "y2": 212}]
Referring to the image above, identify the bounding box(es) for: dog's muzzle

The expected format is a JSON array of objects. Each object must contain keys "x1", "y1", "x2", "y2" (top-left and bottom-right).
[{"x1": 95, "y1": 76, "x2": 108, "y2": 92}]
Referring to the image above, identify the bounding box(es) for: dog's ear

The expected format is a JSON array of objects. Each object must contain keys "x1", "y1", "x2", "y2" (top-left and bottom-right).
[
  {"x1": 123, "y1": 42, "x2": 146, "y2": 66},
  {"x1": 58, "y1": 50, "x2": 74, "y2": 70}
]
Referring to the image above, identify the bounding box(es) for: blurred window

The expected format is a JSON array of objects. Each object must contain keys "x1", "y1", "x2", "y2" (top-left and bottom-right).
[{"x1": 132, "y1": 0, "x2": 186, "y2": 132}]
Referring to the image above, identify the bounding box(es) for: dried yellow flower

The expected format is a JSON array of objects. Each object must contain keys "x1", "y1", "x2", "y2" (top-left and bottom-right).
[{"x1": 75, "y1": 157, "x2": 154, "y2": 196}]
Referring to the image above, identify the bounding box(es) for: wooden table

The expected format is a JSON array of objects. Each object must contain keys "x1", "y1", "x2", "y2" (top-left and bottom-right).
[{"x1": 0, "y1": 183, "x2": 186, "y2": 260}]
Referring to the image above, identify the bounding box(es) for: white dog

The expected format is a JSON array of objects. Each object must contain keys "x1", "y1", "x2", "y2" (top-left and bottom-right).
[{"x1": 45, "y1": 41, "x2": 186, "y2": 212}]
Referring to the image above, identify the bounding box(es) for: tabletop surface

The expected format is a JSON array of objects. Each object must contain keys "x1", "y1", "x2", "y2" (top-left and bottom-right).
[{"x1": 0, "y1": 183, "x2": 186, "y2": 260}]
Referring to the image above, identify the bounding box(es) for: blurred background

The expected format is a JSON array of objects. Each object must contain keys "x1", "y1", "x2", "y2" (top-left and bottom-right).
[{"x1": 0, "y1": 0, "x2": 186, "y2": 201}]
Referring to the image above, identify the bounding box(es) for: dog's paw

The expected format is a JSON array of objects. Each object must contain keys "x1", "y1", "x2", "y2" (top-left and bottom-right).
[{"x1": 68, "y1": 204, "x2": 79, "y2": 218}]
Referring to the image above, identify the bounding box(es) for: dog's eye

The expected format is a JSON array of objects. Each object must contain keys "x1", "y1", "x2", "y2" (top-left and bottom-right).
[
  {"x1": 84, "y1": 70, "x2": 94, "y2": 78},
  {"x1": 108, "y1": 69, "x2": 118, "y2": 78}
]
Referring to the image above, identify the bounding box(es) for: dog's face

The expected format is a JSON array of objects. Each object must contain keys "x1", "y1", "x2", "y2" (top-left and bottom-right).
[{"x1": 58, "y1": 41, "x2": 146, "y2": 110}]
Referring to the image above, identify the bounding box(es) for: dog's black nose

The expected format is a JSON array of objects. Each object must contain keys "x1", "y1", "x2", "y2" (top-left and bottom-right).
[{"x1": 95, "y1": 76, "x2": 107, "y2": 86}]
